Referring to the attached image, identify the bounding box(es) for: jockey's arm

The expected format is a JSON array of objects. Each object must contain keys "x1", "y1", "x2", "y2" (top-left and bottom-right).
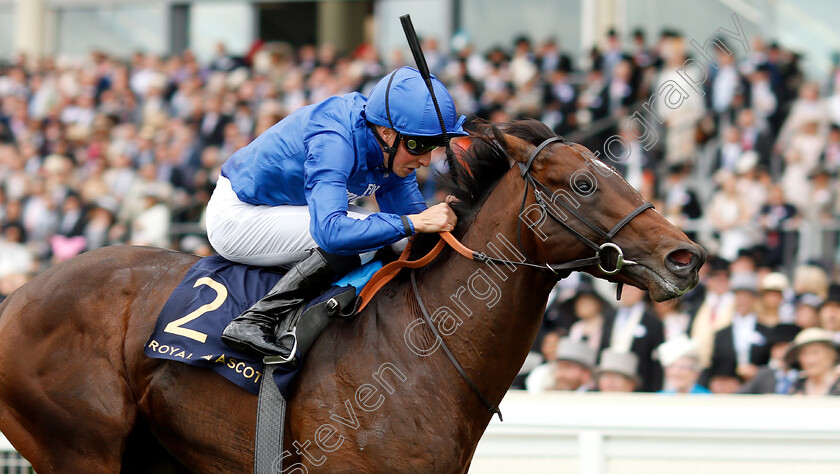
[
  {"x1": 374, "y1": 174, "x2": 427, "y2": 216},
  {"x1": 375, "y1": 175, "x2": 456, "y2": 233},
  {"x1": 304, "y1": 132, "x2": 414, "y2": 256}
]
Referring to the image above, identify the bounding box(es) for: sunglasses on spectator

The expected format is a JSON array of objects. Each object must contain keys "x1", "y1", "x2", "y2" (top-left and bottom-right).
[{"x1": 403, "y1": 136, "x2": 443, "y2": 155}]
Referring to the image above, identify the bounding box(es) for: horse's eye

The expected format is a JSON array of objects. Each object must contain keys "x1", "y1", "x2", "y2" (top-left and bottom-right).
[{"x1": 574, "y1": 179, "x2": 593, "y2": 195}]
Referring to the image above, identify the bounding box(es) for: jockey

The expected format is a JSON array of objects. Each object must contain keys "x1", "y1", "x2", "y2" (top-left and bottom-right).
[{"x1": 206, "y1": 66, "x2": 467, "y2": 361}]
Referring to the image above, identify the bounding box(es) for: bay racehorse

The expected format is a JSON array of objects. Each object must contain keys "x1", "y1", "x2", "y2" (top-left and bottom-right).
[{"x1": 0, "y1": 120, "x2": 704, "y2": 472}]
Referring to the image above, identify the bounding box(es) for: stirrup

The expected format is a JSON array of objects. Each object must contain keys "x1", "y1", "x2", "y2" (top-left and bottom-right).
[
  {"x1": 262, "y1": 292, "x2": 354, "y2": 367},
  {"x1": 263, "y1": 332, "x2": 298, "y2": 366}
]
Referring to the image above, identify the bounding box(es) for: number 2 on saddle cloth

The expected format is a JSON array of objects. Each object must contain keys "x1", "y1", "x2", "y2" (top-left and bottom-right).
[{"x1": 144, "y1": 255, "x2": 382, "y2": 397}]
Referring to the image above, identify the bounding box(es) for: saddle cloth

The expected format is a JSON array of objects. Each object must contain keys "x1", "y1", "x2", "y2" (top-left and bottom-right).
[{"x1": 144, "y1": 255, "x2": 381, "y2": 397}]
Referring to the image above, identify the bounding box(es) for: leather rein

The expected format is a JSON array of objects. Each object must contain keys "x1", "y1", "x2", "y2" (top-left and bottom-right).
[{"x1": 356, "y1": 137, "x2": 654, "y2": 420}]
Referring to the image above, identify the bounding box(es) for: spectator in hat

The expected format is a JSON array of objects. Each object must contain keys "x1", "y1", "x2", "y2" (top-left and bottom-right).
[
  {"x1": 691, "y1": 256, "x2": 735, "y2": 368},
  {"x1": 129, "y1": 188, "x2": 171, "y2": 248},
  {"x1": 599, "y1": 285, "x2": 664, "y2": 392},
  {"x1": 739, "y1": 323, "x2": 801, "y2": 394},
  {"x1": 785, "y1": 327, "x2": 840, "y2": 396},
  {"x1": 657, "y1": 335, "x2": 711, "y2": 394},
  {"x1": 567, "y1": 279, "x2": 610, "y2": 351},
  {"x1": 792, "y1": 264, "x2": 830, "y2": 300},
  {"x1": 82, "y1": 196, "x2": 118, "y2": 251},
  {"x1": 818, "y1": 284, "x2": 840, "y2": 342},
  {"x1": 595, "y1": 350, "x2": 640, "y2": 393},
  {"x1": 794, "y1": 293, "x2": 823, "y2": 329},
  {"x1": 709, "y1": 272, "x2": 772, "y2": 384},
  {"x1": 546, "y1": 338, "x2": 597, "y2": 392},
  {"x1": 540, "y1": 274, "x2": 584, "y2": 338},
  {"x1": 758, "y1": 272, "x2": 795, "y2": 326}
]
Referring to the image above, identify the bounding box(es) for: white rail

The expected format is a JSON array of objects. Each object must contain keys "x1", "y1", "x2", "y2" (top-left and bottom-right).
[
  {"x1": 470, "y1": 391, "x2": 840, "y2": 474},
  {"x1": 2, "y1": 391, "x2": 838, "y2": 472}
]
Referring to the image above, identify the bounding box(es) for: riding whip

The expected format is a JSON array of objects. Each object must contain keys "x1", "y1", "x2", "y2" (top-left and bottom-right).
[{"x1": 399, "y1": 14, "x2": 458, "y2": 180}]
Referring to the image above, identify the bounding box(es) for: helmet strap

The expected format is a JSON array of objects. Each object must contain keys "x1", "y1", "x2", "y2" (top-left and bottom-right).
[
  {"x1": 369, "y1": 124, "x2": 401, "y2": 176},
  {"x1": 383, "y1": 70, "x2": 400, "y2": 176},
  {"x1": 386, "y1": 133, "x2": 401, "y2": 174}
]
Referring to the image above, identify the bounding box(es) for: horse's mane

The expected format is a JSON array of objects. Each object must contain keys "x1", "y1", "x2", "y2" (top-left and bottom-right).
[
  {"x1": 440, "y1": 119, "x2": 562, "y2": 220},
  {"x1": 409, "y1": 119, "x2": 563, "y2": 258}
]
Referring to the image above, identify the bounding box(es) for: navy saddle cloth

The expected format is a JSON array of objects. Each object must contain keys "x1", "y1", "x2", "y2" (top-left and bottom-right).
[{"x1": 144, "y1": 255, "x2": 377, "y2": 398}]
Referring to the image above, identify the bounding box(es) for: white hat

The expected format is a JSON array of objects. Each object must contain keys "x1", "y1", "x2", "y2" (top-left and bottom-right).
[
  {"x1": 555, "y1": 338, "x2": 597, "y2": 370},
  {"x1": 656, "y1": 334, "x2": 700, "y2": 368},
  {"x1": 735, "y1": 150, "x2": 758, "y2": 174},
  {"x1": 784, "y1": 327, "x2": 840, "y2": 369},
  {"x1": 596, "y1": 350, "x2": 640, "y2": 386},
  {"x1": 761, "y1": 272, "x2": 789, "y2": 292}
]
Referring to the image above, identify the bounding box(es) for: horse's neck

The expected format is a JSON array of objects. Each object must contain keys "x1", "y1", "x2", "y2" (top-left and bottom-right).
[{"x1": 412, "y1": 173, "x2": 556, "y2": 410}]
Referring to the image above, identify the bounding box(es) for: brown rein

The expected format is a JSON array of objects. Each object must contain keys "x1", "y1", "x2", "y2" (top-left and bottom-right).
[{"x1": 356, "y1": 232, "x2": 471, "y2": 313}]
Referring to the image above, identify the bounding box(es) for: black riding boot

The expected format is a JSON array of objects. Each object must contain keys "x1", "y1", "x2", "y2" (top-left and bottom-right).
[{"x1": 221, "y1": 248, "x2": 360, "y2": 358}]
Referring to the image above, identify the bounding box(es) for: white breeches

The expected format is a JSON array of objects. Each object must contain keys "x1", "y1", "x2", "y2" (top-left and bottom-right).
[{"x1": 205, "y1": 176, "x2": 387, "y2": 266}]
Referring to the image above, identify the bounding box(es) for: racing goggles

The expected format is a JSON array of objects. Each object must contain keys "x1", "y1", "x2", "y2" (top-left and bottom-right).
[{"x1": 402, "y1": 135, "x2": 444, "y2": 155}]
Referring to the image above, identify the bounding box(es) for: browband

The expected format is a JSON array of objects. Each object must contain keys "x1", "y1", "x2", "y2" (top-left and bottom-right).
[{"x1": 519, "y1": 136, "x2": 564, "y2": 177}]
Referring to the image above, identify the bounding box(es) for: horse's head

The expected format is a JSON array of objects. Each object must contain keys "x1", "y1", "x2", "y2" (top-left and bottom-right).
[{"x1": 489, "y1": 121, "x2": 705, "y2": 301}]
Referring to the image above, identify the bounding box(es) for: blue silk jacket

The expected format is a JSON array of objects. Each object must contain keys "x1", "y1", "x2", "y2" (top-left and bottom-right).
[{"x1": 221, "y1": 93, "x2": 428, "y2": 255}]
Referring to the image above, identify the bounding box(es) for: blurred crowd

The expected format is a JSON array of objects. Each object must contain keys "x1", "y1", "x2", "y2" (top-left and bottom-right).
[
  {"x1": 523, "y1": 257, "x2": 840, "y2": 397},
  {"x1": 1, "y1": 26, "x2": 840, "y2": 395}
]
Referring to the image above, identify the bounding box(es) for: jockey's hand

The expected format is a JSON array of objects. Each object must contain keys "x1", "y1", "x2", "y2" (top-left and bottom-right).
[{"x1": 408, "y1": 203, "x2": 458, "y2": 233}]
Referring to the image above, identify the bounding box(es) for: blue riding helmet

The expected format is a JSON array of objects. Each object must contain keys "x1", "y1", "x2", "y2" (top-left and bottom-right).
[{"x1": 365, "y1": 67, "x2": 468, "y2": 138}]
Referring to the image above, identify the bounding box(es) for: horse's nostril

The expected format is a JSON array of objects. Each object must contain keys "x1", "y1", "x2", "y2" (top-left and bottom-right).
[{"x1": 668, "y1": 249, "x2": 694, "y2": 267}]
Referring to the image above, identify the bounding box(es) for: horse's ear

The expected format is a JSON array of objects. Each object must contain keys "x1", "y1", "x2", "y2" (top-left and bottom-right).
[
  {"x1": 490, "y1": 123, "x2": 507, "y2": 149},
  {"x1": 492, "y1": 129, "x2": 534, "y2": 166}
]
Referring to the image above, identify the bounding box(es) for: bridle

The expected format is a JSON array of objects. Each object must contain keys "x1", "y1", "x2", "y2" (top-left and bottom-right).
[
  {"x1": 357, "y1": 135, "x2": 656, "y2": 421},
  {"x1": 411, "y1": 136, "x2": 654, "y2": 421},
  {"x1": 472, "y1": 136, "x2": 654, "y2": 277}
]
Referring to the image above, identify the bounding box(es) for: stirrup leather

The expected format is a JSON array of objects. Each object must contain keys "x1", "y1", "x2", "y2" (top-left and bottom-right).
[{"x1": 264, "y1": 287, "x2": 358, "y2": 366}]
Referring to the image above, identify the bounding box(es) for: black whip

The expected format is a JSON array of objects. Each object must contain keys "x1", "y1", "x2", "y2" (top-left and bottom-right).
[{"x1": 399, "y1": 14, "x2": 457, "y2": 179}]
